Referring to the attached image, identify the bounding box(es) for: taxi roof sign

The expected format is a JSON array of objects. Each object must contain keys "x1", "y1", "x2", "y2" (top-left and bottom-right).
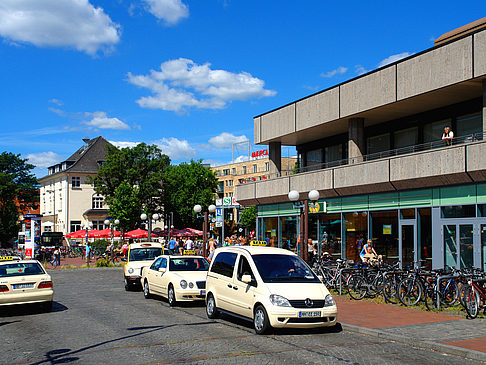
[
  {"x1": 0, "y1": 256, "x2": 21, "y2": 261},
  {"x1": 250, "y1": 241, "x2": 267, "y2": 247},
  {"x1": 183, "y1": 250, "x2": 196, "y2": 255}
]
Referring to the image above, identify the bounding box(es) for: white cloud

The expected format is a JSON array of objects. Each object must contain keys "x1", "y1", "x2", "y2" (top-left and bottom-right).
[
  {"x1": 26, "y1": 151, "x2": 63, "y2": 168},
  {"x1": 355, "y1": 65, "x2": 367, "y2": 75},
  {"x1": 144, "y1": 0, "x2": 188, "y2": 25},
  {"x1": 109, "y1": 140, "x2": 140, "y2": 148},
  {"x1": 49, "y1": 98, "x2": 63, "y2": 106},
  {"x1": 155, "y1": 137, "x2": 197, "y2": 160},
  {"x1": 84, "y1": 111, "x2": 130, "y2": 130},
  {"x1": 127, "y1": 58, "x2": 276, "y2": 112},
  {"x1": 0, "y1": 0, "x2": 121, "y2": 55},
  {"x1": 233, "y1": 155, "x2": 249, "y2": 163},
  {"x1": 208, "y1": 132, "x2": 248, "y2": 149},
  {"x1": 320, "y1": 66, "x2": 347, "y2": 78},
  {"x1": 377, "y1": 52, "x2": 413, "y2": 68}
]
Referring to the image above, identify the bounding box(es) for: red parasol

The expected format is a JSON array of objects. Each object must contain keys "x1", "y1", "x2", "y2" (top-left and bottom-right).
[{"x1": 125, "y1": 228, "x2": 149, "y2": 238}]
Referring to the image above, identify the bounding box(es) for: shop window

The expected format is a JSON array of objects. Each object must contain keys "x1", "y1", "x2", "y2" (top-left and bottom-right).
[
  {"x1": 394, "y1": 127, "x2": 418, "y2": 150},
  {"x1": 72, "y1": 176, "x2": 81, "y2": 188},
  {"x1": 319, "y1": 214, "x2": 342, "y2": 258},
  {"x1": 280, "y1": 216, "x2": 297, "y2": 252},
  {"x1": 479, "y1": 205, "x2": 486, "y2": 217},
  {"x1": 441, "y1": 205, "x2": 476, "y2": 218},
  {"x1": 263, "y1": 217, "x2": 278, "y2": 248},
  {"x1": 456, "y1": 113, "x2": 482, "y2": 138},
  {"x1": 400, "y1": 209, "x2": 415, "y2": 219},
  {"x1": 418, "y1": 208, "x2": 432, "y2": 270},
  {"x1": 367, "y1": 133, "x2": 390, "y2": 155},
  {"x1": 70, "y1": 221, "x2": 82, "y2": 232},
  {"x1": 371, "y1": 211, "x2": 398, "y2": 264},
  {"x1": 481, "y1": 225, "x2": 486, "y2": 272},
  {"x1": 344, "y1": 212, "x2": 368, "y2": 263},
  {"x1": 423, "y1": 119, "x2": 451, "y2": 143}
]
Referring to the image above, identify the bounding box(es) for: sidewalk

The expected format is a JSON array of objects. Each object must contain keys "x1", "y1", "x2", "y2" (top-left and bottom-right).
[
  {"x1": 335, "y1": 295, "x2": 486, "y2": 362},
  {"x1": 44, "y1": 256, "x2": 119, "y2": 269}
]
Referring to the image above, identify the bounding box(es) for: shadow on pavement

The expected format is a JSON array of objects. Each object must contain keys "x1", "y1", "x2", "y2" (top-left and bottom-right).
[
  {"x1": 0, "y1": 301, "x2": 68, "y2": 318},
  {"x1": 32, "y1": 321, "x2": 217, "y2": 365}
]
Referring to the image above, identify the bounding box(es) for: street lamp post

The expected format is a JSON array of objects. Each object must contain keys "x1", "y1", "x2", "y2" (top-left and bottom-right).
[
  {"x1": 193, "y1": 204, "x2": 216, "y2": 257},
  {"x1": 104, "y1": 218, "x2": 120, "y2": 261},
  {"x1": 141, "y1": 213, "x2": 159, "y2": 242},
  {"x1": 288, "y1": 189, "x2": 320, "y2": 261},
  {"x1": 164, "y1": 212, "x2": 174, "y2": 242}
]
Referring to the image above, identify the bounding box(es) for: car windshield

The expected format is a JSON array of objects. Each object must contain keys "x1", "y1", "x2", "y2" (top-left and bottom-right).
[
  {"x1": 169, "y1": 258, "x2": 209, "y2": 271},
  {"x1": 0, "y1": 263, "x2": 45, "y2": 277},
  {"x1": 129, "y1": 248, "x2": 163, "y2": 261},
  {"x1": 252, "y1": 254, "x2": 320, "y2": 283}
]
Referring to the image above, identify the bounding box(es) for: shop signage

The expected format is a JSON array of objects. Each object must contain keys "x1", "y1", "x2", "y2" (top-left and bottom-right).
[
  {"x1": 383, "y1": 225, "x2": 392, "y2": 235},
  {"x1": 309, "y1": 202, "x2": 327, "y2": 214},
  {"x1": 250, "y1": 240, "x2": 267, "y2": 246},
  {"x1": 251, "y1": 149, "x2": 268, "y2": 158},
  {"x1": 215, "y1": 221, "x2": 223, "y2": 227}
]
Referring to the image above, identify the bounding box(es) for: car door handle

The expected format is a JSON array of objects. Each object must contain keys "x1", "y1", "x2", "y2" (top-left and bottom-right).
[
  {"x1": 227, "y1": 284, "x2": 233, "y2": 288},
  {"x1": 233, "y1": 287, "x2": 238, "y2": 291}
]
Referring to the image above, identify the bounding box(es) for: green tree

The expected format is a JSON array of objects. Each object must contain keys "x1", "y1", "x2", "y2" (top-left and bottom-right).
[
  {"x1": 163, "y1": 160, "x2": 218, "y2": 228},
  {"x1": 107, "y1": 182, "x2": 140, "y2": 233},
  {"x1": 91, "y1": 143, "x2": 170, "y2": 222},
  {"x1": 240, "y1": 206, "x2": 256, "y2": 231},
  {"x1": 0, "y1": 152, "x2": 39, "y2": 247}
]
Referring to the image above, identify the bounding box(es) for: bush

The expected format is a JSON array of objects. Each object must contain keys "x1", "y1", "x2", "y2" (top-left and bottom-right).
[
  {"x1": 91, "y1": 239, "x2": 110, "y2": 255},
  {"x1": 95, "y1": 257, "x2": 113, "y2": 267}
]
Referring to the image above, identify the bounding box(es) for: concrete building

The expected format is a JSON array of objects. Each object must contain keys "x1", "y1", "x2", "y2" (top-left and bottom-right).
[
  {"x1": 236, "y1": 18, "x2": 486, "y2": 270},
  {"x1": 38, "y1": 137, "x2": 112, "y2": 234}
]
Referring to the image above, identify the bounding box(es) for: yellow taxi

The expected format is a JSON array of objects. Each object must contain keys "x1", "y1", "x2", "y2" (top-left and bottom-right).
[
  {"x1": 123, "y1": 242, "x2": 165, "y2": 290},
  {"x1": 0, "y1": 256, "x2": 54, "y2": 311}
]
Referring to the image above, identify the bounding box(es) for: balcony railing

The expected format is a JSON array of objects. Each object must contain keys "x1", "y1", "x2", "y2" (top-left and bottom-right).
[{"x1": 238, "y1": 131, "x2": 485, "y2": 184}]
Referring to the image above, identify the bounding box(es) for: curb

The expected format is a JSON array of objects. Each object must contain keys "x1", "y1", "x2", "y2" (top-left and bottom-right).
[{"x1": 341, "y1": 323, "x2": 486, "y2": 363}]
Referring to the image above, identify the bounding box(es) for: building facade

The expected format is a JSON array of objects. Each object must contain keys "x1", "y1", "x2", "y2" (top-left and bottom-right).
[
  {"x1": 38, "y1": 137, "x2": 112, "y2": 234},
  {"x1": 236, "y1": 19, "x2": 486, "y2": 270}
]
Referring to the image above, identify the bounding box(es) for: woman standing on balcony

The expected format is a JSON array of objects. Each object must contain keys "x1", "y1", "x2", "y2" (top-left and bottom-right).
[{"x1": 442, "y1": 126, "x2": 454, "y2": 145}]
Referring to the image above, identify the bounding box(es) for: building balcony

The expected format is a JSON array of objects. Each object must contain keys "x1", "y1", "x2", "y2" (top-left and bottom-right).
[{"x1": 236, "y1": 133, "x2": 486, "y2": 206}]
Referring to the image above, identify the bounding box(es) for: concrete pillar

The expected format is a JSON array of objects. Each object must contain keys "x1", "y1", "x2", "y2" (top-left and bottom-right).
[
  {"x1": 268, "y1": 142, "x2": 281, "y2": 175},
  {"x1": 483, "y1": 80, "x2": 486, "y2": 135},
  {"x1": 348, "y1": 118, "x2": 365, "y2": 163}
]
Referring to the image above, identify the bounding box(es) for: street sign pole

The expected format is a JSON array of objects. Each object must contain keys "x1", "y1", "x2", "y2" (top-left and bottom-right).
[{"x1": 221, "y1": 207, "x2": 224, "y2": 243}]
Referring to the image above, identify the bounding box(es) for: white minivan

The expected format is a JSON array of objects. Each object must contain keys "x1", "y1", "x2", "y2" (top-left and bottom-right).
[{"x1": 205, "y1": 246, "x2": 337, "y2": 334}]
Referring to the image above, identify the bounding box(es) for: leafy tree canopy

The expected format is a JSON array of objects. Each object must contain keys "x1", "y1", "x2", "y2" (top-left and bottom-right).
[
  {"x1": 0, "y1": 152, "x2": 39, "y2": 246},
  {"x1": 163, "y1": 160, "x2": 218, "y2": 228},
  {"x1": 107, "y1": 182, "x2": 140, "y2": 233},
  {"x1": 240, "y1": 206, "x2": 256, "y2": 231},
  {"x1": 92, "y1": 143, "x2": 170, "y2": 219}
]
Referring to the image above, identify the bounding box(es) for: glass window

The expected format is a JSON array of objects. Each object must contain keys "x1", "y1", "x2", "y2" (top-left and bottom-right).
[
  {"x1": 242, "y1": 166, "x2": 247, "y2": 174},
  {"x1": 319, "y1": 214, "x2": 342, "y2": 258},
  {"x1": 169, "y1": 258, "x2": 209, "y2": 271},
  {"x1": 423, "y1": 119, "x2": 451, "y2": 143},
  {"x1": 479, "y1": 205, "x2": 486, "y2": 217},
  {"x1": 443, "y1": 225, "x2": 457, "y2": 268},
  {"x1": 264, "y1": 217, "x2": 278, "y2": 247},
  {"x1": 128, "y1": 248, "x2": 163, "y2": 262},
  {"x1": 306, "y1": 148, "x2": 322, "y2": 166},
  {"x1": 70, "y1": 221, "x2": 81, "y2": 232},
  {"x1": 161, "y1": 258, "x2": 167, "y2": 269},
  {"x1": 441, "y1": 205, "x2": 476, "y2": 218},
  {"x1": 253, "y1": 164, "x2": 257, "y2": 173},
  {"x1": 92, "y1": 196, "x2": 103, "y2": 209},
  {"x1": 252, "y1": 254, "x2": 319, "y2": 283},
  {"x1": 394, "y1": 127, "x2": 418, "y2": 149},
  {"x1": 150, "y1": 257, "x2": 163, "y2": 270},
  {"x1": 72, "y1": 177, "x2": 80, "y2": 188},
  {"x1": 344, "y1": 212, "x2": 368, "y2": 263},
  {"x1": 456, "y1": 113, "x2": 482, "y2": 138},
  {"x1": 367, "y1": 133, "x2": 390, "y2": 154},
  {"x1": 459, "y1": 224, "x2": 474, "y2": 269},
  {"x1": 280, "y1": 216, "x2": 297, "y2": 252},
  {"x1": 371, "y1": 211, "x2": 398, "y2": 264},
  {"x1": 210, "y1": 252, "x2": 237, "y2": 277},
  {"x1": 325, "y1": 144, "x2": 342, "y2": 163},
  {"x1": 481, "y1": 225, "x2": 486, "y2": 272},
  {"x1": 237, "y1": 256, "x2": 256, "y2": 285},
  {"x1": 0, "y1": 262, "x2": 45, "y2": 277},
  {"x1": 265, "y1": 162, "x2": 269, "y2": 171},
  {"x1": 418, "y1": 208, "x2": 432, "y2": 270},
  {"x1": 400, "y1": 209, "x2": 415, "y2": 219},
  {"x1": 232, "y1": 168, "x2": 236, "y2": 175}
]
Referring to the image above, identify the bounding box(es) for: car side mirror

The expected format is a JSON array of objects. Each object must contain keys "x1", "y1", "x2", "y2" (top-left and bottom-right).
[
  {"x1": 241, "y1": 274, "x2": 252, "y2": 283},
  {"x1": 158, "y1": 267, "x2": 166, "y2": 273},
  {"x1": 121, "y1": 257, "x2": 127, "y2": 262}
]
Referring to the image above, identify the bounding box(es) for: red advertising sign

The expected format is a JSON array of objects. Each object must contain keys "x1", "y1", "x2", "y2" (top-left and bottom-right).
[{"x1": 251, "y1": 149, "x2": 268, "y2": 158}]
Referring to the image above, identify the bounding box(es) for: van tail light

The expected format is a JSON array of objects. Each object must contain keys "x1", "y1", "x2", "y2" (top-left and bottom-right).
[
  {"x1": 0, "y1": 285, "x2": 9, "y2": 292},
  {"x1": 38, "y1": 281, "x2": 53, "y2": 289}
]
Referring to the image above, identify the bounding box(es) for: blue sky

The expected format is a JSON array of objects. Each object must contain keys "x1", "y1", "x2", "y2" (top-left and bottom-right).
[{"x1": 0, "y1": 1, "x2": 484, "y2": 177}]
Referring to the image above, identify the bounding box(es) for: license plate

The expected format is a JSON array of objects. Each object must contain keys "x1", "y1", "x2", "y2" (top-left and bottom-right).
[
  {"x1": 200, "y1": 290, "x2": 206, "y2": 295},
  {"x1": 299, "y1": 311, "x2": 321, "y2": 318},
  {"x1": 13, "y1": 283, "x2": 34, "y2": 289}
]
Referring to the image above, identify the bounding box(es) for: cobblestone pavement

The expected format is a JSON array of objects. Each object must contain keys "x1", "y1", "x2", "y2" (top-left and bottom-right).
[{"x1": 0, "y1": 268, "x2": 483, "y2": 365}]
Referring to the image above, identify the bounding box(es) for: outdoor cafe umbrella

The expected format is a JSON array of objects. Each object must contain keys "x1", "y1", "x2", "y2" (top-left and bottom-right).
[
  {"x1": 125, "y1": 229, "x2": 149, "y2": 238},
  {"x1": 65, "y1": 230, "x2": 86, "y2": 239},
  {"x1": 97, "y1": 228, "x2": 122, "y2": 238}
]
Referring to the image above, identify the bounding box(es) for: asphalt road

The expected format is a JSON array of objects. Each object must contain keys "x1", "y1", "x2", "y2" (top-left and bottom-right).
[{"x1": 0, "y1": 268, "x2": 481, "y2": 365}]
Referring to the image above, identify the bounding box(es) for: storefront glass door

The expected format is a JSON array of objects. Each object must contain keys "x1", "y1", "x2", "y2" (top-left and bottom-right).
[
  {"x1": 399, "y1": 223, "x2": 415, "y2": 268},
  {"x1": 481, "y1": 224, "x2": 486, "y2": 272},
  {"x1": 443, "y1": 223, "x2": 475, "y2": 269}
]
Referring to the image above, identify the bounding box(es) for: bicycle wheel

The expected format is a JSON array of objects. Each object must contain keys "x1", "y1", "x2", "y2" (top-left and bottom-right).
[
  {"x1": 465, "y1": 286, "x2": 480, "y2": 319},
  {"x1": 382, "y1": 276, "x2": 399, "y2": 304},
  {"x1": 424, "y1": 283, "x2": 438, "y2": 311},
  {"x1": 440, "y1": 280, "x2": 458, "y2": 307},
  {"x1": 398, "y1": 278, "x2": 423, "y2": 306},
  {"x1": 458, "y1": 283, "x2": 469, "y2": 308},
  {"x1": 368, "y1": 274, "x2": 384, "y2": 298},
  {"x1": 347, "y1": 275, "x2": 366, "y2": 300}
]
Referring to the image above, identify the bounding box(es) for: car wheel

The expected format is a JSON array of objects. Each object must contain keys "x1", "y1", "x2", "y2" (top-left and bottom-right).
[
  {"x1": 254, "y1": 305, "x2": 271, "y2": 335},
  {"x1": 168, "y1": 285, "x2": 176, "y2": 307},
  {"x1": 143, "y1": 281, "x2": 152, "y2": 299},
  {"x1": 206, "y1": 293, "x2": 219, "y2": 319}
]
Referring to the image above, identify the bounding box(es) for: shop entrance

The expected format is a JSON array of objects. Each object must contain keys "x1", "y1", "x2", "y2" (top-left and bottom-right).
[
  {"x1": 399, "y1": 221, "x2": 416, "y2": 269},
  {"x1": 442, "y1": 220, "x2": 482, "y2": 269}
]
